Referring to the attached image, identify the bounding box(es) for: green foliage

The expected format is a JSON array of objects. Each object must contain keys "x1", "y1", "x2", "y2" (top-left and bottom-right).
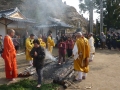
[
  {"x1": 79, "y1": 0, "x2": 120, "y2": 30},
  {"x1": 0, "y1": 79, "x2": 59, "y2": 90},
  {"x1": 79, "y1": 0, "x2": 97, "y2": 13}
]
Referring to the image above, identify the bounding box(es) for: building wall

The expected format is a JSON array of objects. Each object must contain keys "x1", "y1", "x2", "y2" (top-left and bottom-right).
[
  {"x1": 0, "y1": 20, "x2": 6, "y2": 37},
  {"x1": 7, "y1": 21, "x2": 26, "y2": 29}
]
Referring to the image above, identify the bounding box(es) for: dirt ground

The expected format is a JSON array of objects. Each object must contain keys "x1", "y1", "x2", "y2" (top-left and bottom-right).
[{"x1": 0, "y1": 49, "x2": 120, "y2": 90}]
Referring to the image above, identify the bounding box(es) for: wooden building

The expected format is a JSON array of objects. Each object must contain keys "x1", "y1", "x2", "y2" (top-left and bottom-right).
[{"x1": 0, "y1": 7, "x2": 35, "y2": 37}]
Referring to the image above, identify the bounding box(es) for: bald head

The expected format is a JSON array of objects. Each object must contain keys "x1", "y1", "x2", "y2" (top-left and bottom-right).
[{"x1": 8, "y1": 29, "x2": 15, "y2": 37}]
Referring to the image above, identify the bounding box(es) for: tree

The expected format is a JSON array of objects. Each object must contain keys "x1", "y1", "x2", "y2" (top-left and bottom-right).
[
  {"x1": 79, "y1": 0, "x2": 97, "y2": 33},
  {"x1": 103, "y1": 0, "x2": 120, "y2": 30},
  {"x1": 80, "y1": 0, "x2": 120, "y2": 31}
]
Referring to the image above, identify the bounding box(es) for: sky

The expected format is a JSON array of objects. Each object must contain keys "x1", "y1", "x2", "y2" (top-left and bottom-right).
[{"x1": 62, "y1": 0, "x2": 99, "y2": 23}]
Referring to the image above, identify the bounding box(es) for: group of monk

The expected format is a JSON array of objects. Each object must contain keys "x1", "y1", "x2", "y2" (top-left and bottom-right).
[{"x1": 1, "y1": 28, "x2": 95, "y2": 84}]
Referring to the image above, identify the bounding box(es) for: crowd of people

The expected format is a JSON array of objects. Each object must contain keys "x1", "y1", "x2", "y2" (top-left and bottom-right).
[
  {"x1": 1, "y1": 28, "x2": 120, "y2": 88},
  {"x1": 94, "y1": 31, "x2": 120, "y2": 50}
]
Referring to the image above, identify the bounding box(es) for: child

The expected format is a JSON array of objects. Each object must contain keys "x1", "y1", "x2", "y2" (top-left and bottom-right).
[
  {"x1": 58, "y1": 38, "x2": 66, "y2": 65},
  {"x1": 66, "y1": 37, "x2": 74, "y2": 58},
  {"x1": 30, "y1": 39, "x2": 45, "y2": 88}
]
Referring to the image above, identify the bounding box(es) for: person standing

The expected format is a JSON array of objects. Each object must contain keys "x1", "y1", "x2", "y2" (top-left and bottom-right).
[
  {"x1": 106, "y1": 32, "x2": 111, "y2": 50},
  {"x1": 38, "y1": 34, "x2": 46, "y2": 48},
  {"x1": 73, "y1": 32, "x2": 90, "y2": 81},
  {"x1": 0, "y1": 35, "x2": 3, "y2": 54},
  {"x1": 30, "y1": 39, "x2": 45, "y2": 88},
  {"x1": 47, "y1": 33, "x2": 55, "y2": 54},
  {"x1": 25, "y1": 34, "x2": 35, "y2": 66},
  {"x1": 66, "y1": 37, "x2": 74, "y2": 58},
  {"x1": 1, "y1": 29, "x2": 18, "y2": 81},
  {"x1": 111, "y1": 33, "x2": 117, "y2": 50},
  {"x1": 116, "y1": 33, "x2": 120, "y2": 51},
  {"x1": 13, "y1": 35, "x2": 20, "y2": 53},
  {"x1": 95, "y1": 35, "x2": 101, "y2": 49},
  {"x1": 88, "y1": 33, "x2": 95, "y2": 62},
  {"x1": 56, "y1": 34, "x2": 60, "y2": 47},
  {"x1": 58, "y1": 38, "x2": 66, "y2": 65},
  {"x1": 61, "y1": 34, "x2": 67, "y2": 41},
  {"x1": 100, "y1": 32, "x2": 106, "y2": 49}
]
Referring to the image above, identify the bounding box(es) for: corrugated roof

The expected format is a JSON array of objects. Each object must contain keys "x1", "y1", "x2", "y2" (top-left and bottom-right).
[{"x1": 0, "y1": 7, "x2": 35, "y2": 23}]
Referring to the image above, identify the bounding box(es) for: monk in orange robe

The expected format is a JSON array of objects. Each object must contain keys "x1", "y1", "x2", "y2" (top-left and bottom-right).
[{"x1": 2, "y1": 29, "x2": 18, "y2": 80}]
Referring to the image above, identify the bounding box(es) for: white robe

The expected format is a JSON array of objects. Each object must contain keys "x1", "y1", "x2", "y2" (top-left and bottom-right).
[
  {"x1": 88, "y1": 36, "x2": 95, "y2": 61},
  {"x1": 88, "y1": 36, "x2": 95, "y2": 53}
]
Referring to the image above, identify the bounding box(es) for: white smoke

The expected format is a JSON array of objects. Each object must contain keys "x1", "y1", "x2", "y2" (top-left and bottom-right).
[
  {"x1": 45, "y1": 49, "x2": 57, "y2": 61},
  {"x1": 20, "y1": 0, "x2": 66, "y2": 23}
]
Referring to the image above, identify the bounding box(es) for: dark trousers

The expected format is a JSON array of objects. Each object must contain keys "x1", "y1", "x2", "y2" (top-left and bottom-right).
[
  {"x1": 101, "y1": 42, "x2": 106, "y2": 49},
  {"x1": 107, "y1": 42, "x2": 111, "y2": 50},
  {"x1": 112, "y1": 41, "x2": 117, "y2": 49},
  {"x1": 117, "y1": 42, "x2": 120, "y2": 49},
  {"x1": 67, "y1": 49, "x2": 72, "y2": 57},
  {"x1": 15, "y1": 46, "x2": 19, "y2": 51},
  {"x1": 58, "y1": 53, "x2": 65, "y2": 63},
  {"x1": 36, "y1": 68, "x2": 43, "y2": 84}
]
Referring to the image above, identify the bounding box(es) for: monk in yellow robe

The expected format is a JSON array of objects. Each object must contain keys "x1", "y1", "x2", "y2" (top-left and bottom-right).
[
  {"x1": 73, "y1": 32, "x2": 90, "y2": 81},
  {"x1": 2, "y1": 29, "x2": 17, "y2": 80},
  {"x1": 25, "y1": 34, "x2": 34, "y2": 66},
  {"x1": 38, "y1": 34, "x2": 46, "y2": 48},
  {"x1": 47, "y1": 33, "x2": 55, "y2": 54}
]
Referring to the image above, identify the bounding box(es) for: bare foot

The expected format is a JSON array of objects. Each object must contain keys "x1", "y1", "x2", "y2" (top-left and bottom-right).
[{"x1": 36, "y1": 84, "x2": 41, "y2": 88}]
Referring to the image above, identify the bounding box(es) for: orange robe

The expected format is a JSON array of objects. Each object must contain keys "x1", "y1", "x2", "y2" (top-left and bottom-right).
[{"x1": 2, "y1": 35, "x2": 18, "y2": 79}]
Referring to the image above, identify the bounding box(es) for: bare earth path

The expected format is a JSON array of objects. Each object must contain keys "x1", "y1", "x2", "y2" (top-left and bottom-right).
[
  {"x1": 0, "y1": 49, "x2": 120, "y2": 90},
  {"x1": 67, "y1": 49, "x2": 120, "y2": 90}
]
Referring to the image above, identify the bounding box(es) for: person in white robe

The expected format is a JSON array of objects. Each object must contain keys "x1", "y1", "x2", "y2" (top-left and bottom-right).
[{"x1": 88, "y1": 33, "x2": 95, "y2": 62}]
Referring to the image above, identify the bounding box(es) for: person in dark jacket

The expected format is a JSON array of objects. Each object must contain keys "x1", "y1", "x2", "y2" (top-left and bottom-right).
[{"x1": 30, "y1": 39, "x2": 45, "y2": 88}]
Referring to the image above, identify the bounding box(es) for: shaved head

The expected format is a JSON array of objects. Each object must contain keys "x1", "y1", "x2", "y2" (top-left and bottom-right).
[
  {"x1": 8, "y1": 29, "x2": 15, "y2": 37},
  {"x1": 8, "y1": 29, "x2": 15, "y2": 34}
]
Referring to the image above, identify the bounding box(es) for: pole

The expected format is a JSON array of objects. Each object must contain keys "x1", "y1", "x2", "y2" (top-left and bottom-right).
[
  {"x1": 100, "y1": 0, "x2": 103, "y2": 35},
  {"x1": 89, "y1": 0, "x2": 93, "y2": 33}
]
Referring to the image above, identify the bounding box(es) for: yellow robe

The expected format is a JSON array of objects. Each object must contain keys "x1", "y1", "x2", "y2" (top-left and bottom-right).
[
  {"x1": 25, "y1": 38, "x2": 34, "y2": 60},
  {"x1": 38, "y1": 38, "x2": 46, "y2": 48},
  {"x1": 74, "y1": 37, "x2": 90, "y2": 73},
  {"x1": 47, "y1": 36, "x2": 55, "y2": 53}
]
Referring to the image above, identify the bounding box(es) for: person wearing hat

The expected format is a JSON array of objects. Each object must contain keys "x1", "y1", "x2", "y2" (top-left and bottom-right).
[
  {"x1": 73, "y1": 31, "x2": 90, "y2": 82},
  {"x1": 88, "y1": 33, "x2": 95, "y2": 62},
  {"x1": 25, "y1": 34, "x2": 35, "y2": 66}
]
